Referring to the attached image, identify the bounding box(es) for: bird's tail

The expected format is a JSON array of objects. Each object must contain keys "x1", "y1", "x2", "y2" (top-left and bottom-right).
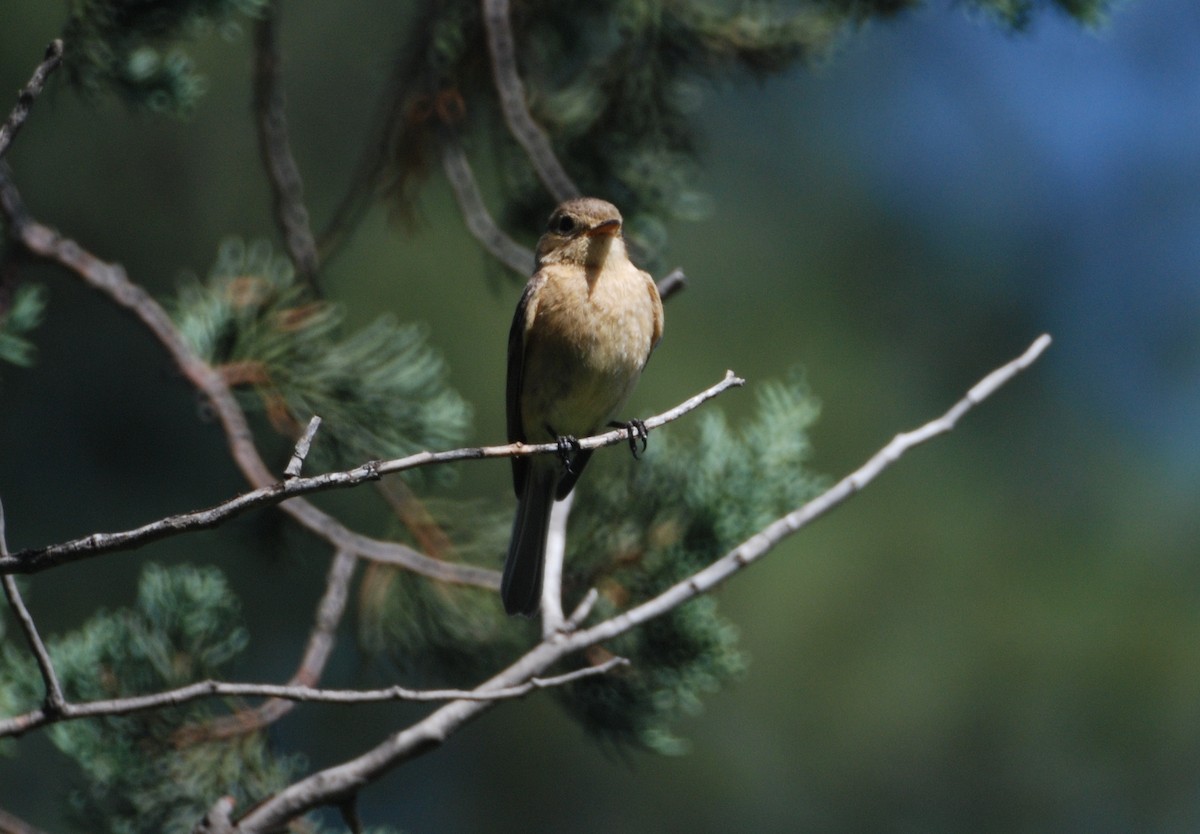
[{"x1": 502, "y1": 463, "x2": 557, "y2": 617}]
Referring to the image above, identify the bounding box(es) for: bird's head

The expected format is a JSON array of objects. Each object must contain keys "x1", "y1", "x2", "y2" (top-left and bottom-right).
[{"x1": 535, "y1": 198, "x2": 624, "y2": 268}]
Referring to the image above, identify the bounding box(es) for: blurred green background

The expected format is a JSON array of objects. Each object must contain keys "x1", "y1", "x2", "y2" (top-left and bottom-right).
[{"x1": 2, "y1": 1, "x2": 1199, "y2": 831}]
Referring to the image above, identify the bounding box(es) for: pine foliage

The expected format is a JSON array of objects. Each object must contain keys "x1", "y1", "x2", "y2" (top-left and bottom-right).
[
  {"x1": 0, "y1": 282, "x2": 46, "y2": 373},
  {"x1": 173, "y1": 239, "x2": 471, "y2": 472},
  {"x1": 353, "y1": 376, "x2": 821, "y2": 752},
  {"x1": 379, "y1": 0, "x2": 845, "y2": 266},
  {"x1": 2, "y1": 565, "x2": 286, "y2": 833},
  {"x1": 557, "y1": 376, "x2": 823, "y2": 752},
  {"x1": 376, "y1": 0, "x2": 1114, "y2": 267},
  {"x1": 3, "y1": 0, "x2": 1117, "y2": 826},
  {"x1": 2, "y1": 564, "x2": 402, "y2": 833},
  {"x1": 968, "y1": 0, "x2": 1115, "y2": 28},
  {"x1": 62, "y1": 0, "x2": 267, "y2": 114}
]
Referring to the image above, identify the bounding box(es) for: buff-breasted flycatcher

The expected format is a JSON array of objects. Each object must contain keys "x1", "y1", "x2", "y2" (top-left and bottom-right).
[{"x1": 502, "y1": 198, "x2": 664, "y2": 616}]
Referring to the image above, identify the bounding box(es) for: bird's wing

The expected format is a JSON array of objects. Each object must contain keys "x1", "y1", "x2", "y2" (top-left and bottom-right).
[
  {"x1": 507, "y1": 272, "x2": 544, "y2": 497},
  {"x1": 644, "y1": 269, "x2": 665, "y2": 353}
]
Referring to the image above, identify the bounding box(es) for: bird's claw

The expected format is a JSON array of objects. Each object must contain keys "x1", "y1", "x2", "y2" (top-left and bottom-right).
[
  {"x1": 553, "y1": 433, "x2": 582, "y2": 474},
  {"x1": 610, "y1": 419, "x2": 649, "y2": 459}
]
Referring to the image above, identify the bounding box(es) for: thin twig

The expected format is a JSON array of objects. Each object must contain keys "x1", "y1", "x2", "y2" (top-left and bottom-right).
[
  {"x1": 0, "y1": 655, "x2": 629, "y2": 740},
  {"x1": 440, "y1": 128, "x2": 535, "y2": 274},
  {"x1": 232, "y1": 634, "x2": 603, "y2": 830},
  {"x1": 481, "y1": 0, "x2": 579, "y2": 202},
  {"x1": 1, "y1": 372, "x2": 743, "y2": 575},
  {"x1": 0, "y1": 577, "x2": 64, "y2": 713},
  {"x1": 231, "y1": 335, "x2": 1050, "y2": 832},
  {"x1": 284, "y1": 415, "x2": 322, "y2": 478},
  {"x1": 176, "y1": 548, "x2": 357, "y2": 744},
  {"x1": 0, "y1": 498, "x2": 65, "y2": 714},
  {"x1": 253, "y1": 2, "x2": 321, "y2": 292},
  {"x1": 564, "y1": 588, "x2": 599, "y2": 631},
  {"x1": 656, "y1": 267, "x2": 687, "y2": 302},
  {"x1": 571, "y1": 335, "x2": 1056, "y2": 643},
  {"x1": 0, "y1": 40, "x2": 63, "y2": 161}
]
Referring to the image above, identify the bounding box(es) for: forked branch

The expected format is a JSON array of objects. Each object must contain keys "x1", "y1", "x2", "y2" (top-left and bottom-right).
[
  {"x1": 232, "y1": 335, "x2": 1052, "y2": 832},
  {"x1": 1, "y1": 372, "x2": 743, "y2": 575}
]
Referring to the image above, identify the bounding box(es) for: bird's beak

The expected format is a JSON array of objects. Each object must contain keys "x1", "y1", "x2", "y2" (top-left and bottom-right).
[{"x1": 584, "y1": 219, "x2": 621, "y2": 238}]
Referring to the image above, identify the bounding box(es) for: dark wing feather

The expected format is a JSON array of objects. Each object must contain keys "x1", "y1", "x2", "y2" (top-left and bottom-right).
[{"x1": 506, "y1": 276, "x2": 541, "y2": 497}]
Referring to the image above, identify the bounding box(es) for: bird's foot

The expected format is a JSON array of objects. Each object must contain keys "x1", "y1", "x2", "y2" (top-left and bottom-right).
[
  {"x1": 552, "y1": 432, "x2": 582, "y2": 474},
  {"x1": 609, "y1": 418, "x2": 649, "y2": 458}
]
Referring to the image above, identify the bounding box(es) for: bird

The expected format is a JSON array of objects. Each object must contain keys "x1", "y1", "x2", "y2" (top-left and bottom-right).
[{"x1": 502, "y1": 197, "x2": 664, "y2": 617}]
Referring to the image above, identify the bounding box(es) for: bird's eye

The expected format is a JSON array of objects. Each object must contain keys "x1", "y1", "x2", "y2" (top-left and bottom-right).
[{"x1": 552, "y1": 214, "x2": 576, "y2": 235}]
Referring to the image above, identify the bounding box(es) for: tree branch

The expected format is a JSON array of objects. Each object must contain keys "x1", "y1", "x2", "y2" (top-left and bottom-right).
[
  {"x1": 0, "y1": 499, "x2": 65, "y2": 716},
  {"x1": 230, "y1": 335, "x2": 1051, "y2": 832},
  {"x1": 284, "y1": 415, "x2": 322, "y2": 478},
  {"x1": 0, "y1": 40, "x2": 63, "y2": 161},
  {"x1": 175, "y1": 547, "x2": 358, "y2": 744},
  {"x1": 1, "y1": 372, "x2": 744, "y2": 575},
  {"x1": 655, "y1": 267, "x2": 687, "y2": 303},
  {"x1": 481, "y1": 0, "x2": 579, "y2": 202},
  {"x1": 0, "y1": 655, "x2": 628, "y2": 740},
  {"x1": 565, "y1": 334, "x2": 1055, "y2": 643},
  {"x1": 232, "y1": 636, "x2": 589, "y2": 830},
  {"x1": 253, "y1": 1, "x2": 321, "y2": 292},
  {"x1": 440, "y1": 128, "x2": 536, "y2": 275},
  {"x1": 539, "y1": 490, "x2": 574, "y2": 637}
]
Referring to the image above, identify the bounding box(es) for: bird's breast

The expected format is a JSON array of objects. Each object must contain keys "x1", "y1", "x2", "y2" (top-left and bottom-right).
[{"x1": 520, "y1": 263, "x2": 659, "y2": 440}]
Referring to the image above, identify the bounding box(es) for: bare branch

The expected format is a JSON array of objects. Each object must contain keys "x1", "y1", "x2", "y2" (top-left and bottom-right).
[
  {"x1": 176, "y1": 547, "x2": 357, "y2": 743},
  {"x1": 1, "y1": 372, "x2": 744, "y2": 575},
  {"x1": 0, "y1": 40, "x2": 63, "y2": 161},
  {"x1": 231, "y1": 638, "x2": 591, "y2": 830},
  {"x1": 0, "y1": 577, "x2": 63, "y2": 714},
  {"x1": 566, "y1": 334, "x2": 1055, "y2": 644},
  {"x1": 0, "y1": 498, "x2": 65, "y2": 714},
  {"x1": 481, "y1": 0, "x2": 579, "y2": 202},
  {"x1": 253, "y1": 2, "x2": 320, "y2": 291},
  {"x1": 656, "y1": 267, "x2": 687, "y2": 302},
  {"x1": 284, "y1": 415, "x2": 322, "y2": 478},
  {"x1": 0, "y1": 655, "x2": 628, "y2": 741},
  {"x1": 230, "y1": 337, "x2": 1049, "y2": 832},
  {"x1": 539, "y1": 490, "x2": 574, "y2": 637},
  {"x1": 440, "y1": 129, "x2": 535, "y2": 274},
  {"x1": 564, "y1": 587, "x2": 599, "y2": 631}
]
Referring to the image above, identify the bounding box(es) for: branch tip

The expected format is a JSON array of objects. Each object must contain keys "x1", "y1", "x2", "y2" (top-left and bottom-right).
[
  {"x1": 565, "y1": 588, "x2": 600, "y2": 630},
  {"x1": 284, "y1": 415, "x2": 322, "y2": 478},
  {"x1": 0, "y1": 39, "x2": 65, "y2": 160}
]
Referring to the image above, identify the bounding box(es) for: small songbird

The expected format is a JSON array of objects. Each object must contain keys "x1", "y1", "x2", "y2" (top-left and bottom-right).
[{"x1": 503, "y1": 198, "x2": 664, "y2": 616}]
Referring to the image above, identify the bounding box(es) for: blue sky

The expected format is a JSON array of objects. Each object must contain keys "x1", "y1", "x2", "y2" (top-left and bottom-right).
[{"x1": 766, "y1": 0, "x2": 1199, "y2": 476}]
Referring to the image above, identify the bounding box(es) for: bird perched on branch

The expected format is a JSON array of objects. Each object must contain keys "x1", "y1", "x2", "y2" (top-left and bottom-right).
[{"x1": 503, "y1": 198, "x2": 664, "y2": 616}]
